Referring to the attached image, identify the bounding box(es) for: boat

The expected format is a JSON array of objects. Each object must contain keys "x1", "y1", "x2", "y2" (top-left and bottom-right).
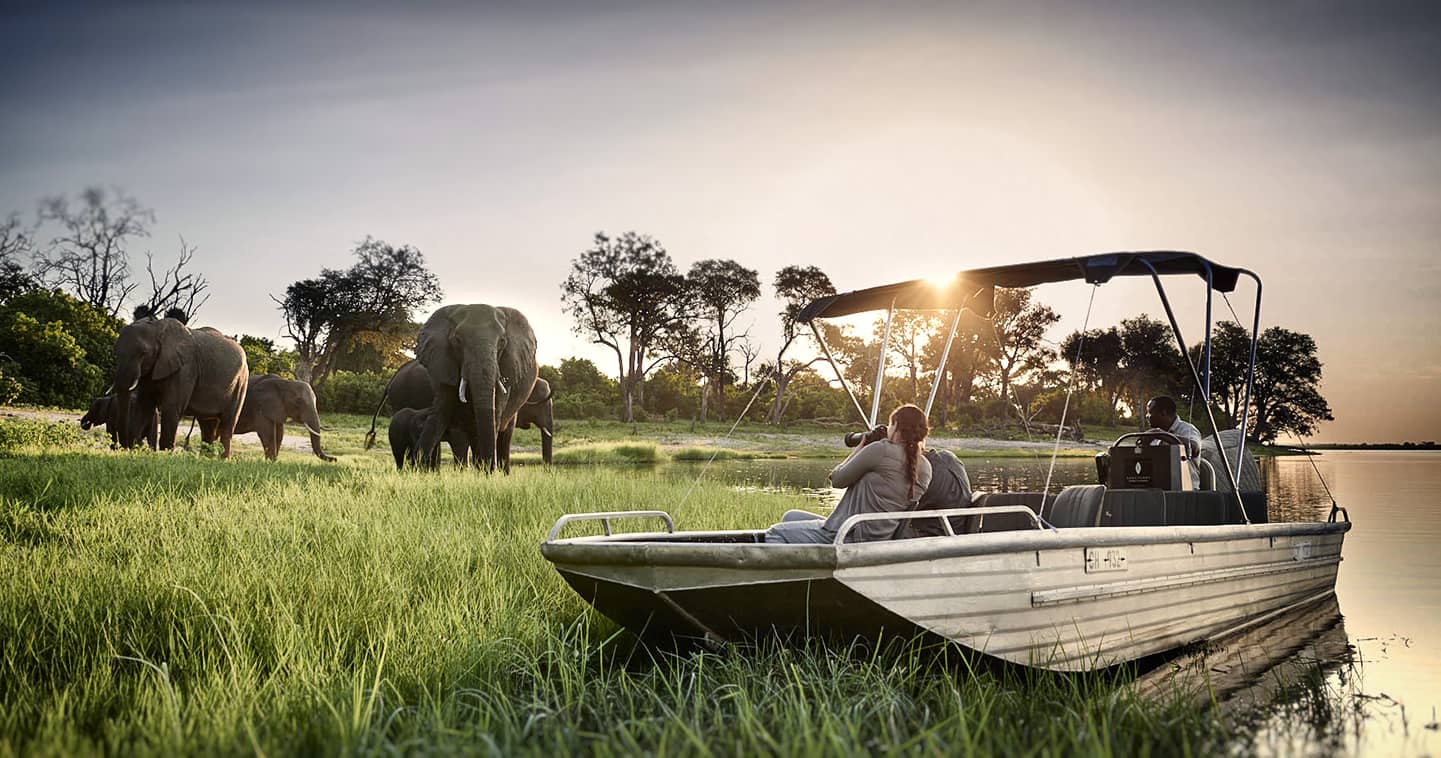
[{"x1": 540, "y1": 251, "x2": 1351, "y2": 672}]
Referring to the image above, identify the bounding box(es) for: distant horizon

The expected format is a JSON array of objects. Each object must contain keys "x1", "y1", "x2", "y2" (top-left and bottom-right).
[{"x1": 2, "y1": 0, "x2": 1437, "y2": 444}]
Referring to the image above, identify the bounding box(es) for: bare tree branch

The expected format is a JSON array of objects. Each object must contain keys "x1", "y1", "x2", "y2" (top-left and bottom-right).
[
  {"x1": 138, "y1": 236, "x2": 211, "y2": 322},
  {"x1": 32, "y1": 186, "x2": 153, "y2": 318}
]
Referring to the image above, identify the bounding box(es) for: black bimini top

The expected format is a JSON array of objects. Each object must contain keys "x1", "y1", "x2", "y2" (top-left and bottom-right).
[{"x1": 795, "y1": 250, "x2": 1247, "y2": 323}]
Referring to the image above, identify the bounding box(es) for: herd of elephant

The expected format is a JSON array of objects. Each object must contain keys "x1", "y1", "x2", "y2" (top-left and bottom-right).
[{"x1": 79, "y1": 303, "x2": 555, "y2": 473}]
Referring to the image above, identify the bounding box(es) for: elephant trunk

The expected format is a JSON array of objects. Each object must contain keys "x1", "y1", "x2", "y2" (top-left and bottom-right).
[
  {"x1": 465, "y1": 362, "x2": 498, "y2": 471},
  {"x1": 113, "y1": 363, "x2": 141, "y2": 448},
  {"x1": 540, "y1": 404, "x2": 554, "y2": 465}
]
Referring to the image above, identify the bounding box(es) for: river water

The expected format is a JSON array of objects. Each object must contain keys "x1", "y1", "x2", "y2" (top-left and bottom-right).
[{"x1": 662, "y1": 449, "x2": 1441, "y2": 756}]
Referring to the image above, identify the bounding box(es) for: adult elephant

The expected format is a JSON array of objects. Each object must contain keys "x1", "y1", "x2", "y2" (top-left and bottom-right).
[
  {"x1": 200, "y1": 374, "x2": 335, "y2": 461},
  {"x1": 364, "y1": 359, "x2": 475, "y2": 464},
  {"x1": 415, "y1": 304, "x2": 537, "y2": 473},
  {"x1": 112, "y1": 316, "x2": 249, "y2": 458},
  {"x1": 365, "y1": 365, "x2": 555, "y2": 466}
]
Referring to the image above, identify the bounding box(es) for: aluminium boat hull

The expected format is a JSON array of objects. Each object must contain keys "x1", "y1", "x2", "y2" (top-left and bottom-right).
[{"x1": 542, "y1": 520, "x2": 1350, "y2": 672}]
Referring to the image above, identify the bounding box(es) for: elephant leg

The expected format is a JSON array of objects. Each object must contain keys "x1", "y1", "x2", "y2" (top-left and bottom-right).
[
  {"x1": 138, "y1": 397, "x2": 160, "y2": 450},
  {"x1": 199, "y1": 417, "x2": 220, "y2": 443},
  {"x1": 496, "y1": 425, "x2": 514, "y2": 474},
  {"x1": 158, "y1": 406, "x2": 183, "y2": 450},
  {"x1": 448, "y1": 434, "x2": 468, "y2": 467},
  {"x1": 418, "y1": 394, "x2": 458, "y2": 470},
  {"x1": 256, "y1": 422, "x2": 276, "y2": 460},
  {"x1": 215, "y1": 382, "x2": 246, "y2": 461},
  {"x1": 271, "y1": 422, "x2": 284, "y2": 460}
]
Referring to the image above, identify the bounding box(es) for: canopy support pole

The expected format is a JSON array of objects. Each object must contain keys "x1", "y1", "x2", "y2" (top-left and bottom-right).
[
  {"x1": 1140, "y1": 260, "x2": 1249, "y2": 524},
  {"x1": 809, "y1": 322, "x2": 870, "y2": 426},
  {"x1": 924, "y1": 302, "x2": 967, "y2": 417},
  {"x1": 1234, "y1": 270, "x2": 1263, "y2": 477},
  {"x1": 869, "y1": 298, "x2": 896, "y2": 427}
]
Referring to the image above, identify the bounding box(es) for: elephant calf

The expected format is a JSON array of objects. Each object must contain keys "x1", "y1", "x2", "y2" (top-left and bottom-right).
[
  {"x1": 80, "y1": 394, "x2": 158, "y2": 449},
  {"x1": 388, "y1": 407, "x2": 471, "y2": 471}
]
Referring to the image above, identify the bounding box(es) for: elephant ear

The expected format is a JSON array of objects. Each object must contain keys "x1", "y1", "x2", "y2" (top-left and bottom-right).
[
  {"x1": 152, "y1": 320, "x2": 194, "y2": 380},
  {"x1": 417, "y1": 305, "x2": 462, "y2": 382},
  {"x1": 526, "y1": 378, "x2": 551, "y2": 404}
]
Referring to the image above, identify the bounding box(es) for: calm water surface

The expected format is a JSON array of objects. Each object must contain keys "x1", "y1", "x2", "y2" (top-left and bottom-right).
[{"x1": 663, "y1": 449, "x2": 1441, "y2": 756}]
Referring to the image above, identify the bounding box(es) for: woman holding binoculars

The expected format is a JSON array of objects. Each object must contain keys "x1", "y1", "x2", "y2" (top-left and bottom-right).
[{"x1": 764, "y1": 404, "x2": 933, "y2": 544}]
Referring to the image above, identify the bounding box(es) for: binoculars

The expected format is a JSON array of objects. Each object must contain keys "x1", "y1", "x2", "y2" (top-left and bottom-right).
[{"x1": 844, "y1": 424, "x2": 889, "y2": 448}]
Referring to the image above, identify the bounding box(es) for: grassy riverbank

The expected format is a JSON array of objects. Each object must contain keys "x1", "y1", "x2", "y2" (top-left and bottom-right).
[{"x1": 1, "y1": 416, "x2": 1341, "y2": 755}]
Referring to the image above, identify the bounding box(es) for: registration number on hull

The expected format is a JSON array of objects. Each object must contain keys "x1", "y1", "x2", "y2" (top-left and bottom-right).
[{"x1": 1085, "y1": 547, "x2": 1129, "y2": 573}]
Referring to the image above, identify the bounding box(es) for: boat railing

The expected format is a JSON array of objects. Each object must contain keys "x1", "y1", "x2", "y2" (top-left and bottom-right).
[
  {"x1": 833, "y1": 505, "x2": 1051, "y2": 545},
  {"x1": 547, "y1": 510, "x2": 676, "y2": 542}
]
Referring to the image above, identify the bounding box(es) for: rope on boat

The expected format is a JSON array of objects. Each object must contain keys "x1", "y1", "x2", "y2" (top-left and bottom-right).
[
  {"x1": 1292, "y1": 430, "x2": 1341, "y2": 517},
  {"x1": 674, "y1": 375, "x2": 774, "y2": 511},
  {"x1": 1040, "y1": 284, "x2": 1098, "y2": 516}
]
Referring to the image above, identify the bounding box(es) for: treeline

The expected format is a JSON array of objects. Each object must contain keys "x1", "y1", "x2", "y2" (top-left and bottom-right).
[{"x1": 0, "y1": 189, "x2": 1335, "y2": 445}]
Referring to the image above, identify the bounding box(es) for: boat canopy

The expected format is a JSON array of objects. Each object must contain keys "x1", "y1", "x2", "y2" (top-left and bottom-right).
[{"x1": 795, "y1": 251, "x2": 1244, "y2": 323}]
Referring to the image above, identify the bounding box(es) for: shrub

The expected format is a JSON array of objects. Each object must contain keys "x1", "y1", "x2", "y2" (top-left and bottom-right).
[
  {"x1": 314, "y1": 370, "x2": 388, "y2": 415},
  {"x1": 0, "y1": 417, "x2": 97, "y2": 451}
]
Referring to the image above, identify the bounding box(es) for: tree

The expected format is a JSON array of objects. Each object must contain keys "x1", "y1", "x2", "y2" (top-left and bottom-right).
[
  {"x1": 275, "y1": 272, "x2": 344, "y2": 384},
  {"x1": 683, "y1": 258, "x2": 760, "y2": 418},
  {"x1": 765, "y1": 265, "x2": 836, "y2": 423},
  {"x1": 0, "y1": 289, "x2": 121, "y2": 407},
  {"x1": 274, "y1": 237, "x2": 441, "y2": 387},
  {"x1": 1118, "y1": 314, "x2": 1186, "y2": 423},
  {"x1": 877, "y1": 311, "x2": 945, "y2": 404},
  {"x1": 0, "y1": 213, "x2": 35, "y2": 303},
  {"x1": 544, "y1": 356, "x2": 620, "y2": 419},
  {"x1": 240, "y1": 335, "x2": 297, "y2": 378},
  {"x1": 561, "y1": 232, "x2": 688, "y2": 422},
  {"x1": 31, "y1": 187, "x2": 154, "y2": 319},
  {"x1": 983, "y1": 288, "x2": 1059, "y2": 420},
  {"x1": 134, "y1": 237, "x2": 211, "y2": 322},
  {"x1": 923, "y1": 308, "x2": 989, "y2": 429},
  {"x1": 1060, "y1": 326, "x2": 1126, "y2": 419},
  {"x1": 1249, "y1": 327, "x2": 1333, "y2": 443},
  {"x1": 1187, "y1": 320, "x2": 1252, "y2": 422}
]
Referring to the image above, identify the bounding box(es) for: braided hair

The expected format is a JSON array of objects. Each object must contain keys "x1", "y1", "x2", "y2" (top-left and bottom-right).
[{"x1": 888, "y1": 404, "x2": 930, "y2": 500}]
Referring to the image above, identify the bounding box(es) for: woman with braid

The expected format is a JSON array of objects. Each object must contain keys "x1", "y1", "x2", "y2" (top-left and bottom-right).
[{"x1": 765, "y1": 404, "x2": 933, "y2": 544}]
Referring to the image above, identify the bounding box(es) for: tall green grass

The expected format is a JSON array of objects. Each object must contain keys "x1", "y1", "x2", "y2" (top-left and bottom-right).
[{"x1": 0, "y1": 424, "x2": 1296, "y2": 756}]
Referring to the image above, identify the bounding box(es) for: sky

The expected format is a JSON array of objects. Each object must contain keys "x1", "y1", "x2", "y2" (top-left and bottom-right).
[{"x1": 1, "y1": 0, "x2": 1437, "y2": 443}]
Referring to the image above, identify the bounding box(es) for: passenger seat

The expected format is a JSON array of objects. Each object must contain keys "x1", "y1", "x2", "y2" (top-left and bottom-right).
[{"x1": 1046, "y1": 485, "x2": 1105, "y2": 528}]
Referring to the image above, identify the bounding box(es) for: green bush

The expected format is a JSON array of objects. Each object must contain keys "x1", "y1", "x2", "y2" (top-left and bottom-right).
[
  {"x1": 0, "y1": 417, "x2": 97, "y2": 451},
  {"x1": 0, "y1": 367, "x2": 22, "y2": 405},
  {"x1": 314, "y1": 370, "x2": 388, "y2": 415}
]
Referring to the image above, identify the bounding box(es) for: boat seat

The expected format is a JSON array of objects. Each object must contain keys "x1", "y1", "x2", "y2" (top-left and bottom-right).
[
  {"x1": 1046, "y1": 485, "x2": 1105, "y2": 528},
  {"x1": 1098, "y1": 489, "x2": 1167, "y2": 526},
  {"x1": 1164, "y1": 491, "x2": 1242, "y2": 525},
  {"x1": 963, "y1": 492, "x2": 1056, "y2": 533}
]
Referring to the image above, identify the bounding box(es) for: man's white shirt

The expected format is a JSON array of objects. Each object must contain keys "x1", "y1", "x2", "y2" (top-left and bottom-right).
[{"x1": 1156, "y1": 417, "x2": 1202, "y2": 458}]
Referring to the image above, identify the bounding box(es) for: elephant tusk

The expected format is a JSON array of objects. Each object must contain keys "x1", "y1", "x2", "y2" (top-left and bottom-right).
[
  {"x1": 127, "y1": 378, "x2": 139, "y2": 392},
  {"x1": 306, "y1": 424, "x2": 323, "y2": 436},
  {"x1": 458, "y1": 377, "x2": 468, "y2": 403},
  {"x1": 497, "y1": 375, "x2": 509, "y2": 395},
  {"x1": 541, "y1": 427, "x2": 553, "y2": 438}
]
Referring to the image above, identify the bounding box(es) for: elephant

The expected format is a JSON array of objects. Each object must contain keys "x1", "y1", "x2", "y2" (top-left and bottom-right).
[
  {"x1": 365, "y1": 362, "x2": 555, "y2": 466},
  {"x1": 364, "y1": 359, "x2": 475, "y2": 464},
  {"x1": 112, "y1": 316, "x2": 249, "y2": 458},
  {"x1": 415, "y1": 304, "x2": 538, "y2": 473},
  {"x1": 505, "y1": 377, "x2": 554, "y2": 467},
  {"x1": 196, "y1": 374, "x2": 335, "y2": 461},
  {"x1": 79, "y1": 394, "x2": 157, "y2": 449},
  {"x1": 387, "y1": 406, "x2": 471, "y2": 470}
]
